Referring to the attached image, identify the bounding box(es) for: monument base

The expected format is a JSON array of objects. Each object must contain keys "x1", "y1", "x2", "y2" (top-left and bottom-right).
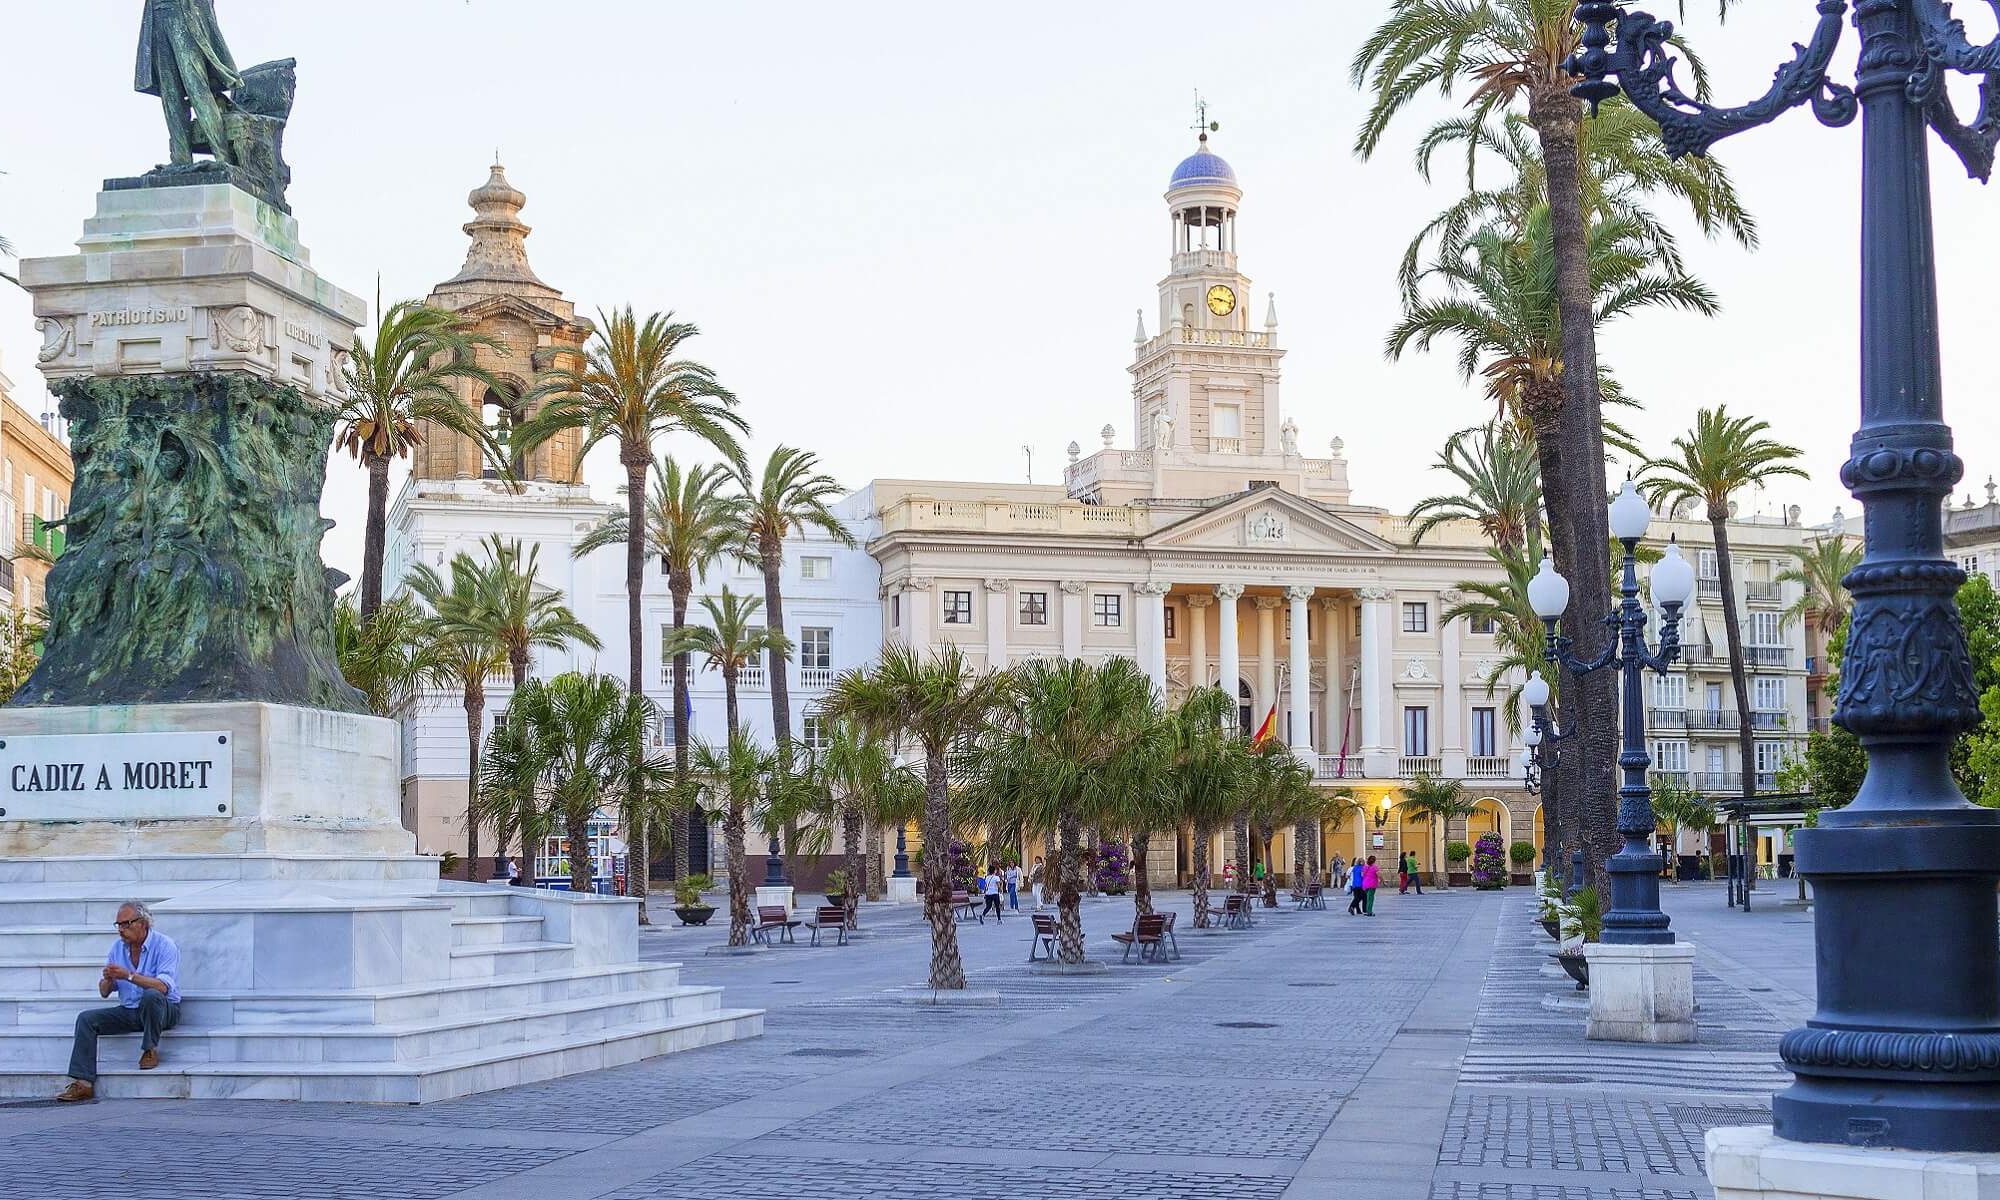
[
  {"x1": 1708, "y1": 1125, "x2": 2000, "y2": 1200},
  {"x1": 887, "y1": 877, "x2": 918, "y2": 903},
  {"x1": 753, "y1": 885, "x2": 794, "y2": 914},
  {"x1": 1584, "y1": 941, "x2": 1697, "y2": 1043}
]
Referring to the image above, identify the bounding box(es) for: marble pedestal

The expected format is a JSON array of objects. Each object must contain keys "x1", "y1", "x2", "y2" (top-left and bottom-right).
[
  {"x1": 1585, "y1": 941, "x2": 1697, "y2": 1043},
  {"x1": 887, "y1": 877, "x2": 918, "y2": 903},
  {"x1": 753, "y1": 885, "x2": 795, "y2": 913},
  {"x1": 1708, "y1": 1126, "x2": 2000, "y2": 1200}
]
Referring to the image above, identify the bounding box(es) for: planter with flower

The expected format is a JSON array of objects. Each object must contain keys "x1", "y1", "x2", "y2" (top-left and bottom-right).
[
  {"x1": 1093, "y1": 840, "x2": 1131, "y2": 895},
  {"x1": 1471, "y1": 833, "x2": 1508, "y2": 889},
  {"x1": 1554, "y1": 885, "x2": 1601, "y2": 990},
  {"x1": 1535, "y1": 868, "x2": 1565, "y2": 941},
  {"x1": 1508, "y1": 841, "x2": 1538, "y2": 885},
  {"x1": 1445, "y1": 840, "x2": 1473, "y2": 887}
]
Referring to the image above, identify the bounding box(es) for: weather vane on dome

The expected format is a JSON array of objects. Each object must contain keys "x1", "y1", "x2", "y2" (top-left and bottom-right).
[{"x1": 1191, "y1": 92, "x2": 1219, "y2": 144}]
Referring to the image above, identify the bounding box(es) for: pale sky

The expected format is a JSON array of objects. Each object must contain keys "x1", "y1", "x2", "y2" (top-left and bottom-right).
[{"x1": 4, "y1": 1, "x2": 1998, "y2": 578}]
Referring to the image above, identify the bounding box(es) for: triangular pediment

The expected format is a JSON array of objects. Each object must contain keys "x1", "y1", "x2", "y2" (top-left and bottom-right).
[
  {"x1": 445, "y1": 293, "x2": 577, "y2": 331},
  {"x1": 1145, "y1": 490, "x2": 1398, "y2": 554}
]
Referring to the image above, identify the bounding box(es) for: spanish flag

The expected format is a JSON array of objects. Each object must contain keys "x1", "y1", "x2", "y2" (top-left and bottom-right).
[{"x1": 1250, "y1": 704, "x2": 1279, "y2": 745}]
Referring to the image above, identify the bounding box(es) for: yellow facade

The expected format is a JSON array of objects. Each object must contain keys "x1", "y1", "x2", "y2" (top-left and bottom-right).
[{"x1": 0, "y1": 364, "x2": 73, "y2": 616}]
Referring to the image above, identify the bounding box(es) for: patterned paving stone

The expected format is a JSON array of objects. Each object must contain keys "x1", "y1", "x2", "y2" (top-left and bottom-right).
[
  {"x1": 1440, "y1": 1093, "x2": 1705, "y2": 1175},
  {"x1": 1430, "y1": 1184, "x2": 1705, "y2": 1200},
  {"x1": 601, "y1": 1156, "x2": 1293, "y2": 1200}
]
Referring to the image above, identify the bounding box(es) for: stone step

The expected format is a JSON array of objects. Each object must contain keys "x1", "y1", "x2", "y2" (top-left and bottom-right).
[
  {"x1": 0, "y1": 1007, "x2": 766, "y2": 1102},
  {"x1": 442, "y1": 891, "x2": 518, "y2": 919},
  {"x1": 0, "y1": 985, "x2": 725, "y2": 1066},
  {"x1": 446, "y1": 941, "x2": 574, "y2": 980},
  {"x1": 449, "y1": 915, "x2": 544, "y2": 947},
  {"x1": 0, "y1": 855, "x2": 444, "y2": 889},
  {"x1": 0, "y1": 962, "x2": 687, "y2": 1029},
  {"x1": 0, "y1": 892, "x2": 177, "y2": 928}
]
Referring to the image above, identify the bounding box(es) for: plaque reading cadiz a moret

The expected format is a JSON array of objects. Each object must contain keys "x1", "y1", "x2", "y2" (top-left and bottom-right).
[{"x1": 0, "y1": 730, "x2": 234, "y2": 822}]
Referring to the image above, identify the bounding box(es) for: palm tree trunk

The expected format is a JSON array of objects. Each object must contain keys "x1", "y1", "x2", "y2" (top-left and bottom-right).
[
  {"x1": 1056, "y1": 808, "x2": 1086, "y2": 964},
  {"x1": 1712, "y1": 511, "x2": 1757, "y2": 811},
  {"x1": 841, "y1": 800, "x2": 863, "y2": 929},
  {"x1": 670, "y1": 579, "x2": 693, "y2": 879},
  {"x1": 1230, "y1": 812, "x2": 1249, "y2": 889},
  {"x1": 464, "y1": 684, "x2": 483, "y2": 881},
  {"x1": 921, "y1": 750, "x2": 966, "y2": 988},
  {"x1": 865, "y1": 820, "x2": 884, "y2": 901},
  {"x1": 1292, "y1": 820, "x2": 1308, "y2": 890},
  {"x1": 1131, "y1": 831, "x2": 1153, "y2": 918},
  {"x1": 1258, "y1": 824, "x2": 1278, "y2": 906},
  {"x1": 725, "y1": 802, "x2": 750, "y2": 946},
  {"x1": 1530, "y1": 82, "x2": 1621, "y2": 894},
  {"x1": 360, "y1": 452, "x2": 391, "y2": 621},
  {"x1": 759, "y1": 543, "x2": 801, "y2": 876},
  {"x1": 622, "y1": 455, "x2": 650, "y2": 922},
  {"x1": 567, "y1": 806, "x2": 592, "y2": 895},
  {"x1": 1191, "y1": 826, "x2": 1213, "y2": 928}
]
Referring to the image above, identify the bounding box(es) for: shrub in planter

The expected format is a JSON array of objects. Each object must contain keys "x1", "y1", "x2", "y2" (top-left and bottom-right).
[
  {"x1": 946, "y1": 840, "x2": 978, "y2": 894},
  {"x1": 1444, "y1": 841, "x2": 1472, "y2": 866},
  {"x1": 1509, "y1": 841, "x2": 1538, "y2": 867},
  {"x1": 1471, "y1": 833, "x2": 1508, "y2": 889},
  {"x1": 1093, "y1": 840, "x2": 1131, "y2": 895},
  {"x1": 823, "y1": 868, "x2": 853, "y2": 904},
  {"x1": 671, "y1": 873, "x2": 716, "y2": 926},
  {"x1": 1555, "y1": 885, "x2": 1602, "y2": 990}
]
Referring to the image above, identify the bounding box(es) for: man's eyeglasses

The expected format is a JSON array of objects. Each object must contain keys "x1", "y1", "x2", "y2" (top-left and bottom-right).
[{"x1": 114, "y1": 918, "x2": 144, "y2": 928}]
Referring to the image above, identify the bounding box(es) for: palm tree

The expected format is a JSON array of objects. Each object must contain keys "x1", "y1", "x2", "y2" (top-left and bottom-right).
[
  {"x1": 1779, "y1": 536, "x2": 1862, "y2": 638},
  {"x1": 686, "y1": 730, "x2": 776, "y2": 946},
  {"x1": 467, "y1": 535, "x2": 601, "y2": 687},
  {"x1": 1294, "y1": 786, "x2": 1359, "y2": 893},
  {"x1": 1642, "y1": 407, "x2": 1807, "y2": 808},
  {"x1": 1648, "y1": 775, "x2": 1717, "y2": 880},
  {"x1": 406, "y1": 554, "x2": 509, "y2": 879},
  {"x1": 807, "y1": 719, "x2": 920, "y2": 923},
  {"x1": 662, "y1": 589, "x2": 790, "y2": 739},
  {"x1": 335, "y1": 300, "x2": 507, "y2": 621},
  {"x1": 963, "y1": 658, "x2": 1162, "y2": 964},
  {"x1": 482, "y1": 673, "x2": 666, "y2": 894},
  {"x1": 1407, "y1": 422, "x2": 1543, "y2": 552},
  {"x1": 1161, "y1": 687, "x2": 1249, "y2": 928},
  {"x1": 822, "y1": 644, "x2": 1008, "y2": 989},
  {"x1": 1397, "y1": 773, "x2": 1479, "y2": 889},
  {"x1": 578, "y1": 457, "x2": 742, "y2": 876},
  {"x1": 332, "y1": 593, "x2": 431, "y2": 719},
  {"x1": 1241, "y1": 741, "x2": 1316, "y2": 906},
  {"x1": 473, "y1": 704, "x2": 557, "y2": 885},
  {"x1": 1444, "y1": 538, "x2": 1555, "y2": 734}
]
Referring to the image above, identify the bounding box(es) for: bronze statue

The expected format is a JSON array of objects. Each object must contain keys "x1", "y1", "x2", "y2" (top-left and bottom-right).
[{"x1": 135, "y1": 0, "x2": 241, "y2": 167}]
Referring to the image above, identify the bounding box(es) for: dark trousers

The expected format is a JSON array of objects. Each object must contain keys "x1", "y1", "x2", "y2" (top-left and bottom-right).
[
  {"x1": 1348, "y1": 886, "x2": 1364, "y2": 914},
  {"x1": 69, "y1": 992, "x2": 179, "y2": 1082},
  {"x1": 983, "y1": 893, "x2": 1002, "y2": 916},
  {"x1": 1410, "y1": 871, "x2": 1424, "y2": 895}
]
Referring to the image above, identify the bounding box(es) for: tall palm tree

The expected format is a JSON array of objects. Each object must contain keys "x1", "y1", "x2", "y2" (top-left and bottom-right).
[
  {"x1": 332, "y1": 593, "x2": 432, "y2": 719},
  {"x1": 734, "y1": 446, "x2": 855, "y2": 868},
  {"x1": 481, "y1": 673, "x2": 666, "y2": 895},
  {"x1": 467, "y1": 535, "x2": 601, "y2": 688},
  {"x1": 473, "y1": 703, "x2": 557, "y2": 885},
  {"x1": 963, "y1": 658, "x2": 1162, "y2": 964},
  {"x1": 1444, "y1": 538, "x2": 1556, "y2": 734},
  {"x1": 579, "y1": 457, "x2": 743, "y2": 876},
  {"x1": 1397, "y1": 773, "x2": 1479, "y2": 889},
  {"x1": 686, "y1": 730, "x2": 776, "y2": 946},
  {"x1": 1642, "y1": 407, "x2": 1806, "y2": 807},
  {"x1": 823, "y1": 644, "x2": 1008, "y2": 989},
  {"x1": 1357, "y1": 0, "x2": 1740, "y2": 892},
  {"x1": 517, "y1": 309, "x2": 746, "y2": 909},
  {"x1": 1779, "y1": 536, "x2": 1863, "y2": 638},
  {"x1": 335, "y1": 300, "x2": 507, "y2": 621},
  {"x1": 406, "y1": 554, "x2": 509, "y2": 878},
  {"x1": 1162, "y1": 687, "x2": 1249, "y2": 928},
  {"x1": 1407, "y1": 422, "x2": 1543, "y2": 552},
  {"x1": 1294, "y1": 786, "x2": 1359, "y2": 893},
  {"x1": 807, "y1": 719, "x2": 920, "y2": 922},
  {"x1": 662, "y1": 589, "x2": 790, "y2": 740}
]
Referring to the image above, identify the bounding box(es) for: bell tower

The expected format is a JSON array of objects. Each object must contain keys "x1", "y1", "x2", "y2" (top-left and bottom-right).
[{"x1": 1130, "y1": 113, "x2": 1285, "y2": 458}]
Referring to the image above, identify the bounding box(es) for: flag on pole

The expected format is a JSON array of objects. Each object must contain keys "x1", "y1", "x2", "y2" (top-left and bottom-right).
[{"x1": 1250, "y1": 704, "x2": 1278, "y2": 745}]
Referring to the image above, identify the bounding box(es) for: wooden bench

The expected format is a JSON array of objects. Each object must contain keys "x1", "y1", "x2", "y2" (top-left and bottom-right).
[
  {"x1": 1159, "y1": 909, "x2": 1181, "y2": 959},
  {"x1": 1111, "y1": 912, "x2": 1169, "y2": 963},
  {"x1": 752, "y1": 904, "x2": 800, "y2": 945},
  {"x1": 1027, "y1": 913, "x2": 1058, "y2": 961},
  {"x1": 1195, "y1": 895, "x2": 1232, "y2": 927},
  {"x1": 806, "y1": 905, "x2": 849, "y2": 947},
  {"x1": 949, "y1": 890, "x2": 980, "y2": 923},
  {"x1": 1223, "y1": 894, "x2": 1253, "y2": 929},
  {"x1": 1298, "y1": 883, "x2": 1326, "y2": 911}
]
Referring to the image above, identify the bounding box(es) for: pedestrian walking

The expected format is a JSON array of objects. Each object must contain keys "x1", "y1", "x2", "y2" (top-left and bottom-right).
[
  {"x1": 1029, "y1": 856, "x2": 1046, "y2": 911},
  {"x1": 1347, "y1": 858, "x2": 1366, "y2": 915},
  {"x1": 1397, "y1": 853, "x2": 1410, "y2": 894},
  {"x1": 1004, "y1": 861, "x2": 1021, "y2": 910},
  {"x1": 1362, "y1": 855, "x2": 1381, "y2": 915},
  {"x1": 981, "y1": 867, "x2": 1003, "y2": 919},
  {"x1": 1407, "y1": 851, "x2": 1425, "y2": 896}
]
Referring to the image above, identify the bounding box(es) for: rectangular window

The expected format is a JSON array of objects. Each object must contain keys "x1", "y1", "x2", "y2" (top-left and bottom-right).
[
  {"x1": 1163, "y1": 605, "x2": 1177, "y2": 640},
  {"x1": 1651, "y1": 739, "x2": 1690, "y2": 772},
  {"x1": 1018, "y1": 591, "x2": 1048, "y2": 626},
  {"x1": 799, "y1": 627, "x2": 832, "y2": 671},
  {"x1": 1698, "y1": 549, "x2": 1719, "y2": 579},
  {"x1": 1749, "y1": 611, "x2": 1781, "y2": 645},
  {"x1": 1469, "y1": 614, "x2": 1497, "y2": 635},
  {"x1": 1352, "y1": 605, "x2": 1362, "y2": 639},
  {"x1": 1470, "y1": 707, "x2": 1497, "y2": 757},
  {"x1": 1213, "y1": 404, "x2": 1242, "y2": 438},
  {"x1": 1402, "y1": 707, "x2": 1430, "y2": 756},
  {"x1": 1755, "y1": 740, "x2": 1786, "y2": 773},
  {"x1": 891, "y1": 593, "x2": 901, "y2": 627},
  {"x1": 800, "y1": 555, "x2": 832, "y2": 581},
  {"x1": 1753, "y1": 676, "x2": 1785, "y2": 711},
  {"x1": 1401, "y1": 602, "x2": 1428, "y2": 633},
  {"x1": 1093, "y1": 594, "x2": 1122, "y2": 627},
  {"x1": 1652, "y1": 674, "x2": 1687, "y2": 710},
  {"x1": 801, "y1": 713, "x2": 831, "y2": 751},
  {"x1": 942, "y1": 590, "x2": 973, "y2": 625}
]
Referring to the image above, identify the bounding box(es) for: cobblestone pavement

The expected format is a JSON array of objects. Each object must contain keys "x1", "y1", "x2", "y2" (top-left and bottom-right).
[{"x1": 0, "y1": 883, "x2": 1812, "y2": 1199}]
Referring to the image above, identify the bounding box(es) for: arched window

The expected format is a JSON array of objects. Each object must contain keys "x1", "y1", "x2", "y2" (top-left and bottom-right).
[
  {"x1": 1238, "y1": 679, "x2": 1253, "y2": 737},
  {"x1": 482, "y1": 384, "x2": 525, "y2": 479}
]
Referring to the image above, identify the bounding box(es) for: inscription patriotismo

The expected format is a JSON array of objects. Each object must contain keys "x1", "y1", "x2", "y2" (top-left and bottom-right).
[
  {"x1": 92, "y1": 307, "x2": 190, "y2": 327},
  {"x1": 0, "y1": 729, "x2": 233, "y2": 821}
]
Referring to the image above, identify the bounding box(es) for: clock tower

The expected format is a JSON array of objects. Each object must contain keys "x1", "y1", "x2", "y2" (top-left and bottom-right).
[{"x1": 1131, "y1": 127, "x2": 1286, "y2": 457}]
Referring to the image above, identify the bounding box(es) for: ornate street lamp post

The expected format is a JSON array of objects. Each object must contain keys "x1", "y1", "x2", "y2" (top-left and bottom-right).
[
  {"x1": 1568, "y1": 0, "x2": 2000, "y2": 1151},
  {"x1": 1527, "y1": 482, "x2": 1697, "y2": 941},
  {"x1": 892, "y1": 824, "x2": 912, "y2": 879},
  {"x1": 762, "y1": 831, "x2": 786, "y2": 888}
]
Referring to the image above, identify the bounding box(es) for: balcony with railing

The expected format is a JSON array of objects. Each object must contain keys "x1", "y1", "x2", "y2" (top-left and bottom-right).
[
  {"x1": 1745, "y1": 580, "x2": 1783, "y2": 603},
  {"x1": 1684, "y1": 709, "x2": 1790, "y2": 732},
  {"x1": 1399, "y1": 755, "x2": 1443, "y2": 779},
  {"x1": 1170, "y1": 248, "x2": 1238, "y2": 274},
  {"x1": 737, "y1": 664, "x2": 767, "y2": 689},
  {"x1": 1747, "y1": 645, "x2": 1790, "y2": 667},
  {"x1": 1211, "y1": 436, "x2": 1243, "y2": 454},
  {"x1": 880, "y1": 495, "x2": 1147, "y2": 538},
  {"x1": 1694, "y1": 771, "x2": 1742, "y2": 792},
  {"x1": 1465, "y1": 755, "x2": 1512, "y2": 779},
  {"x1": 1649, "y1": 769, "x2": 1691, "y2": 788},
  {"x1": 1648, "y1": 707, "x2": 1688, "y2": 729},
  {"x1": 1698, "y1": 578, "x2": 1724, "y2": 598},
  {"x1": 1314, "y1": 754, "x2": 1364, "y2": 781},
  {"x1": 798, "y1": 666, "x2": 834, "y2": 689}
]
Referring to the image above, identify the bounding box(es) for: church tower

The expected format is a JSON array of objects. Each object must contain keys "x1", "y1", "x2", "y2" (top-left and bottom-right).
[
  {"x1": 1130, "y1": 126, "x2": 1286, "y2": 457},
  {"x1": 415, "y1": 163, "x2": 591, "y2": 484}
]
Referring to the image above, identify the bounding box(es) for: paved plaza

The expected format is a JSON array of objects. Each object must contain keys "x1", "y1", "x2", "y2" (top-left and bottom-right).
[{"x1": 0, "y1": 882, "x2": 1813, "y2": 1199}]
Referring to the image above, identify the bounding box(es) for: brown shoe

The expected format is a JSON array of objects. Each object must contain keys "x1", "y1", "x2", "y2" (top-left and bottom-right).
[
  {"x1": 55, "y1": 1080, "x2": 94, "y2": 1103},
  {"x1": 138, "y1": 1048, "x2": 160, "y2": 1070}
]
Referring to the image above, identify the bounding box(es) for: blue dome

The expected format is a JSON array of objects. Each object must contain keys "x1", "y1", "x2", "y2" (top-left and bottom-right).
[{"x1": 1169, "y1": 146, "x2": 1236, "y2": 190}]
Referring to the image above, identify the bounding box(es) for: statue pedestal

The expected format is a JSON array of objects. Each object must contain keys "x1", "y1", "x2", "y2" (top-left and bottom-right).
[
  {"x1": 1584, "y1": 941, "x2": 1697, "y2": 1043},
  {"x1": 1708, "y1": 1126, "x2": 2000, "y2": 1200},
  {"x1": 887, "y1": 877, "x2": 918, "y2": 903}
]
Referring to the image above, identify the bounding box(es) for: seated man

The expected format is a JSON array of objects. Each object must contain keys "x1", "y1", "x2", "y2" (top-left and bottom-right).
[{"x1": 56, "y1": 901, "x2": 182, "y2": 1102}]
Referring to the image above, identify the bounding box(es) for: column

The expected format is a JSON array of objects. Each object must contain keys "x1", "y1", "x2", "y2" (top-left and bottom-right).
[
  {"x1": 1285, "y1": 586, "x2": 1315, "y2": 755},
  {"x1": 1319, "y1": 596, "x2": 1344, "y2": 754},
  {"x1": 905, "y1": 576, "x2": 934, "y2": 652},
  {"x1": 1439, "y1": 588, "x2": 1465, "y2": 777},
  {"x1": 1358, "y1": 587, "x2": 1394, "y2": 773},
  {"x1": 1186, "y1": 594, "x2": 1213, "y2": 692},
  {"x1": 1254, "y1": 596, "x2": 1282, "y2": 731},
  {"x1": 1137, "y1": 582, "x2": 1171, "y2": 695},
  {"x1": 1215, "y1": 584, "x2": 1243, "y2": 718},
  {"x1": 1059, "y1": 580, "x2": 1086, "y2": 658},
  {"x1": 982, "y1": 579, "x2": 1009, "y2": 670}
]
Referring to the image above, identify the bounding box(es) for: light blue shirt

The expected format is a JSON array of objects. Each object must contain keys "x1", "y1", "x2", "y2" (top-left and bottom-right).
[{"x1": 106, "y1": 930, "x2": 180, "y2": 1006}]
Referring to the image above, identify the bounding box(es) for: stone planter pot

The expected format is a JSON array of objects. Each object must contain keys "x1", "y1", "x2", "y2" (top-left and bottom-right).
[
  {"x1": 824, "y1": 892, "x2": 850, "y2": 909},
  {"x1": 1556, "y1": 951, "x2": 1589, "y2": 991},
  {"x1": 1449, "y1": 871, "x2": 1472, "y2": 887},
  {"x1": 1540, "y1": 917, "x2": 1561, "y2": 941},
  {"x1": 673, "y1": 905, "x2": 716, "y2": 927}
]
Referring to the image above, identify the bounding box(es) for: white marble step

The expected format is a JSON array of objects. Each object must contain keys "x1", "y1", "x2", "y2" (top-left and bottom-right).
[
  {"x1": 446, "y1": 941, "x2": 574, "y2": 980},
  {"x1": 0, "y1": 961, "x2": 686, "y2": 1029},
  {"x1": 0, "y1": 984, "x2": 724, "y2": 1066},
  {"x1": 449, "y1": 915, "x2": 544, "y2": 947},
  {"x1": 0, "y1": 892, "x2": 177, "y2": 927},
  {"x1": 442, "y1": 891, "x2": 517, "y2": 919},
  {"x1": 0, "y1": 1007, "x2": 766, "y2": 1102},
  {"x1": 0, "y1": 854, "x2": 444, "y2": 889}
]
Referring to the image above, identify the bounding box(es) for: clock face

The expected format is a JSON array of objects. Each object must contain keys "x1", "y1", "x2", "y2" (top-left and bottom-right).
[{"x1": 1206, "y1": 284, "x2": 1237, "y2": 316}]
